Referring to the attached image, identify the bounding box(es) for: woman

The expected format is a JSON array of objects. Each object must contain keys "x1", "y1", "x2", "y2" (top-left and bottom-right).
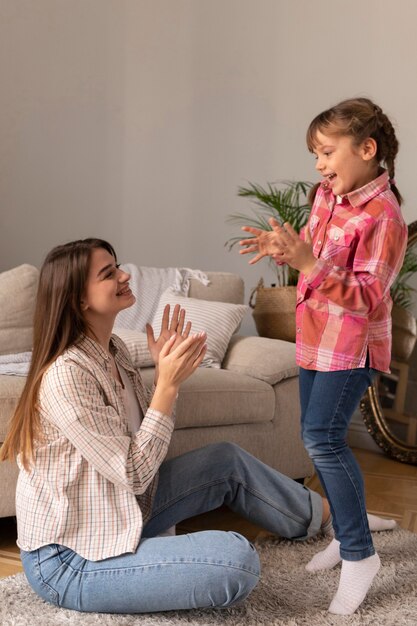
[{"x1": 1, "y1": 237, "x2": 366, "y2": 614}]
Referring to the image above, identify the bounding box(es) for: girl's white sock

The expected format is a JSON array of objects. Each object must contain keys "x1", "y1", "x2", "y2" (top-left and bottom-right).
[
  {"x1": 312, "y1": 513, "x2": 395, "y2": 573},
  {"x1": 321, "y1": 513, "x2": 397, "y2": 538},
  {"x1": 305, "y1": 538, "x2": 341, "y2": 572},
  {"x1": 328, "y1": 553, "x2": 381, "y2": 615}
]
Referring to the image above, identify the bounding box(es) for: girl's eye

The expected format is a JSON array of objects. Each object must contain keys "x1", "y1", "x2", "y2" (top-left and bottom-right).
[{"x1": 324, "y1": 152, "x2": 332, "y2": 157}]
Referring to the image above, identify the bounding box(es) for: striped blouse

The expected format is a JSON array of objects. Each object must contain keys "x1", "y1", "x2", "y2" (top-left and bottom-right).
[
  {"x1": 296, "y1": 170, "x2": 408, "y2": 372},
  {"x1": 16, "y1": 334, "x2": 175, "y2": 561}
]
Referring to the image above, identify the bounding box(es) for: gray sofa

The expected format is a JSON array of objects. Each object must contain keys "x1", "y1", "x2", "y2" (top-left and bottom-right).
[{"x1": 0, "y1": 266, "x2": 312, "y2": 518}]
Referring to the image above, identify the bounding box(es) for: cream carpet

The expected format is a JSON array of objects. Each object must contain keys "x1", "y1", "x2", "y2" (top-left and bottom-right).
[{"x1": 1, "y1": 528, "x2": 416, "y2": 626}]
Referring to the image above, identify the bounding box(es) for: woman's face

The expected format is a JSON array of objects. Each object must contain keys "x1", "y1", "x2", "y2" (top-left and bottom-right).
[{"x1": 81, "y1": 247, "x2": 135, "y2": 321}]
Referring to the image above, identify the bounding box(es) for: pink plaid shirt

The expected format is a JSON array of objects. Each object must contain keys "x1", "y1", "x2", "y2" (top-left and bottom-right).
[
  {"x1": 16, "y1": 334, "x2": 175, "y2": 561},
  {"x1": 296, "y1": 170, "x2": 407, "y2": 373}
]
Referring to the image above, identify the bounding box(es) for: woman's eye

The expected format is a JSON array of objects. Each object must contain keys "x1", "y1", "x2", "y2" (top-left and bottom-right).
[{"x1": 104, "y1": 264, "x2": 121, "y2": 279}]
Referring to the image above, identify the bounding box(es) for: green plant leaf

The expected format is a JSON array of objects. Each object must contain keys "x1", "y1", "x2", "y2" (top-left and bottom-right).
[{"x1": 390, "y1": 242, "x2": 417, "y2": 310}]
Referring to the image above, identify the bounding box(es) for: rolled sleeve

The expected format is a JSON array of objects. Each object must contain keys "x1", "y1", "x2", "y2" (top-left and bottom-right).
[{"x1": 304, "y1": 258, "x2": 333, "y2": 289}]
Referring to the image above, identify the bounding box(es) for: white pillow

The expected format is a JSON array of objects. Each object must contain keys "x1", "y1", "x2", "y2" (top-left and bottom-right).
[
  {"x1": 114, "y1": 329, "x2": 154, "y2": 368},
  {"x1": 152, "y1": 288, "x2": 248, "y2": 368}
]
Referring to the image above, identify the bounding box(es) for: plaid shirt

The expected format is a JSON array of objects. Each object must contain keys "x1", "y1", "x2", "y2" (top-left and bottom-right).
[
  {"x1": 16, "y1": 334, "x2": 175, "y2": 561},
  {"x1": 296, "y1": 170, "x2": 407, "y2": 373}
]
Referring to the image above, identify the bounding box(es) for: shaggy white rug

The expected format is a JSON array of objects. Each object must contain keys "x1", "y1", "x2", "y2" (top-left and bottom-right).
[{"x1": 1, "y1": 528, "x2": 417, "y2": 626}]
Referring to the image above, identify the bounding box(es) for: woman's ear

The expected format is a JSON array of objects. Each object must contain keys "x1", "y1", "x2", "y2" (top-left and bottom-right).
[
  {"x1": 80, "y1": 299, "x2": 89, "y2": 312},
  {"x1": 361, "y1": 137, "x2": 378, "y2": 161}
]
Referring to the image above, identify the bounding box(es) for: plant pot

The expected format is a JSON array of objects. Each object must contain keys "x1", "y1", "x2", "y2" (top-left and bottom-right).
[
  {"x1": 249, "y1": 279, "x2": 296, "y2": 342},
  {"x1": 391, "y1": 304, "x2": 417, "y2": 362}
]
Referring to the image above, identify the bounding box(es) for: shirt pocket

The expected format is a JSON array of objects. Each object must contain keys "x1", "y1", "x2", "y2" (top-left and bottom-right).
[{"x1": 323, "y1": 226, "x2": 356, "y2": 268}]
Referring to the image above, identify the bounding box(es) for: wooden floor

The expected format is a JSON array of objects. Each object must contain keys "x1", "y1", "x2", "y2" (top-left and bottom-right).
[{"x1": 1, "y1": 447, "x2": 417, "y2": 579}]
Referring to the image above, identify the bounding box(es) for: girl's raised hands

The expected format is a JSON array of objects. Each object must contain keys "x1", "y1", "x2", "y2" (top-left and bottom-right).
[
  {"x1": 239, "y1": 219, "x2": 316, "y2": 277},
  {"x1": 239, "y1": 221, "x2": 284, "y2": 264}
]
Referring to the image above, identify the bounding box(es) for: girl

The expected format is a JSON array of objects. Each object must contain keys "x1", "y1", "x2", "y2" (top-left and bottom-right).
[
  {"x1": 1, "y1": 237, "x2": 331, "y2": 614},
  {"x1": 239, "y1": 97, "x2": 407, "y2": 615}
]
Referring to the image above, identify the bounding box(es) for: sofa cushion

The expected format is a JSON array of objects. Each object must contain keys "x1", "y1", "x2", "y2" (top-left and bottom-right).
[
  {"x1": 152, "y1": 288, "x2": 248, "y2": 368},
  {"x1": 140, "y1": 367, "x2": 275, "y2": 429},
  {"x1": 0, "y1": 264, "x2": 39, "y2": 355},
  {"x1": 0, "y1": 375, "x2": 26, "y2": 440},
  {"x1": 0, "y1": 367, "x2": 276, "y2": 440},
  {"x1": 223, "y1": 335, "x2": 299, "y2": 385}
]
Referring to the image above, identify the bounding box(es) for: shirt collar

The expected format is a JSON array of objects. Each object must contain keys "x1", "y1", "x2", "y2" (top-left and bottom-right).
[
  {"x1": 74, "y1": 333, "x2": 136, "y2": 373},
  {"x1": 321, "y1": 169, "x2": 390, "y2": 209}
]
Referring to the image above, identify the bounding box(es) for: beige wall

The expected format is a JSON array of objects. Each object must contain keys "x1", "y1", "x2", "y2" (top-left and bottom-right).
[{"x1": 1, "y1": 0, "x2": 416, "y2": 333}]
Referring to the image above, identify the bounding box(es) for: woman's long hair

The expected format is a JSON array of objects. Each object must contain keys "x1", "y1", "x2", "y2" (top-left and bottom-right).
[{"x1": 0, "y1": 238, "x2": 117, "y2": 469}]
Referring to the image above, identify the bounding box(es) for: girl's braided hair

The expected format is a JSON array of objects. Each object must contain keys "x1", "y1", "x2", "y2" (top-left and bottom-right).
[{"x1": 306, "y1": 97, "x2": 402, "y2": 206}]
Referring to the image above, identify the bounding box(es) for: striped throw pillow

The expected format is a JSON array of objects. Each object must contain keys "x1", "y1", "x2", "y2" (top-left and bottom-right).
[
  {"x1": 114, "y1": 329, "x2": 154, "y2": 368},
  {"x1": 152, "y1": 288, "x2": 248, "y2": 368}
]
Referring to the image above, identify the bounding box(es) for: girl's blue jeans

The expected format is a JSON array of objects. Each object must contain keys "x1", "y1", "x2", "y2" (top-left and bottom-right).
[
  {"x1": 299, "y1": 364, "x2": 376, "y2": 561},
  {"x1": 21, "y1": 442, "x2": 322, "y2": 614}
]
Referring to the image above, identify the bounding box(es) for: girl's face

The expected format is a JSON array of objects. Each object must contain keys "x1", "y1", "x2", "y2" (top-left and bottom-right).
[
  {"x1": 312, "y1": 130, "x2": 378, "y2": 196},
  {"x1": 81, "y1": 248, "x2": 135, "y2": 321}
]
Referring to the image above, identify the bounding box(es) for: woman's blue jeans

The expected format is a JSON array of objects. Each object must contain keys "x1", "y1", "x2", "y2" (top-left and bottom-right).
[
  {"x1": 21, "y1": 442, "x2": 322, "y2": 614},
  {"x1": 299, "y1": 364, "x2": 376, "y2": 561}
]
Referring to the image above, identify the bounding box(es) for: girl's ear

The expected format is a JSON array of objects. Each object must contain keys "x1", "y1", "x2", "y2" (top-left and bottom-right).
[{"x1": 361, "y1": 137, "x2": 378, "y2": 161}]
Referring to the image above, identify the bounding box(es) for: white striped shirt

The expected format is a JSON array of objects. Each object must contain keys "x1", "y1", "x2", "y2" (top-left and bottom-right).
[{"x1": 16, "y1": 334, "x2": 175, "y2": 561}]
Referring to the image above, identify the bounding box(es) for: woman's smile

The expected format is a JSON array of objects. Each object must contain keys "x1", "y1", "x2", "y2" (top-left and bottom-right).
[{"x1": 116, "y1": 284, "x2": 132, "y2": 297}]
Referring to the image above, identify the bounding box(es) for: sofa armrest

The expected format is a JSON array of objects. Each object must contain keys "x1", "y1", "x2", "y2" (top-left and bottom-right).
[{"x1": 222, "y1": 335, "x2": 298, "y2": 385}]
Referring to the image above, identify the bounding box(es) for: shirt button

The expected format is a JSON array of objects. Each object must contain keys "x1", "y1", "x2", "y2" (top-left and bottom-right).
[
  {"x1": 297, "y1": 327, "x2": 301, "y2": 333},
  {"x1": 318, "y1": 240, "x2": 322, "y2": 245},
  {"x1": 334, "y1": 234, "x2": 339, "y2": 241}
]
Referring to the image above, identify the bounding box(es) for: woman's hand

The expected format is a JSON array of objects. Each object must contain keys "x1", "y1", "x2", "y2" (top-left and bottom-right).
[
  {"x1": 158, "y1": 331, "x2": 207, "y2": 387},
  {"x1": 146, "y1": 303, "x2": 191, "y2": 365},
  {"x1": 150, "y1": 332, "x2": 207, "y2": 415}
]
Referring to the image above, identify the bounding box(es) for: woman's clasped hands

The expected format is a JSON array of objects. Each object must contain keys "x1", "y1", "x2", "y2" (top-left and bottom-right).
[{"x1": 146, "y1": 303, "x2": 207, "y2": 389}]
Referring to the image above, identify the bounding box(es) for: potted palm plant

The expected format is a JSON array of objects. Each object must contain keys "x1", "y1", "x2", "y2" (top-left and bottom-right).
[{"x1": 226, "y1": 180, "x2": 313, "y2": 341}]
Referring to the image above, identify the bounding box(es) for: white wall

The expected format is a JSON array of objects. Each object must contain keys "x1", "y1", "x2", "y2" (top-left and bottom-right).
[{"x1": 1, "y1": 0, "x2": 416, "y2": 334}]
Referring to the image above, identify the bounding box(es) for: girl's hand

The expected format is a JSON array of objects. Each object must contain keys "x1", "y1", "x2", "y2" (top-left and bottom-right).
[
  {"x1": 146, "y1": 304, "x2": 192, "y2": 365},
  {"x1": 239, "y1": 225, "x2": 283, "y2": 264},
  {"x1": 268, "y1": 219, "x2": 316, "y2": 276}
]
